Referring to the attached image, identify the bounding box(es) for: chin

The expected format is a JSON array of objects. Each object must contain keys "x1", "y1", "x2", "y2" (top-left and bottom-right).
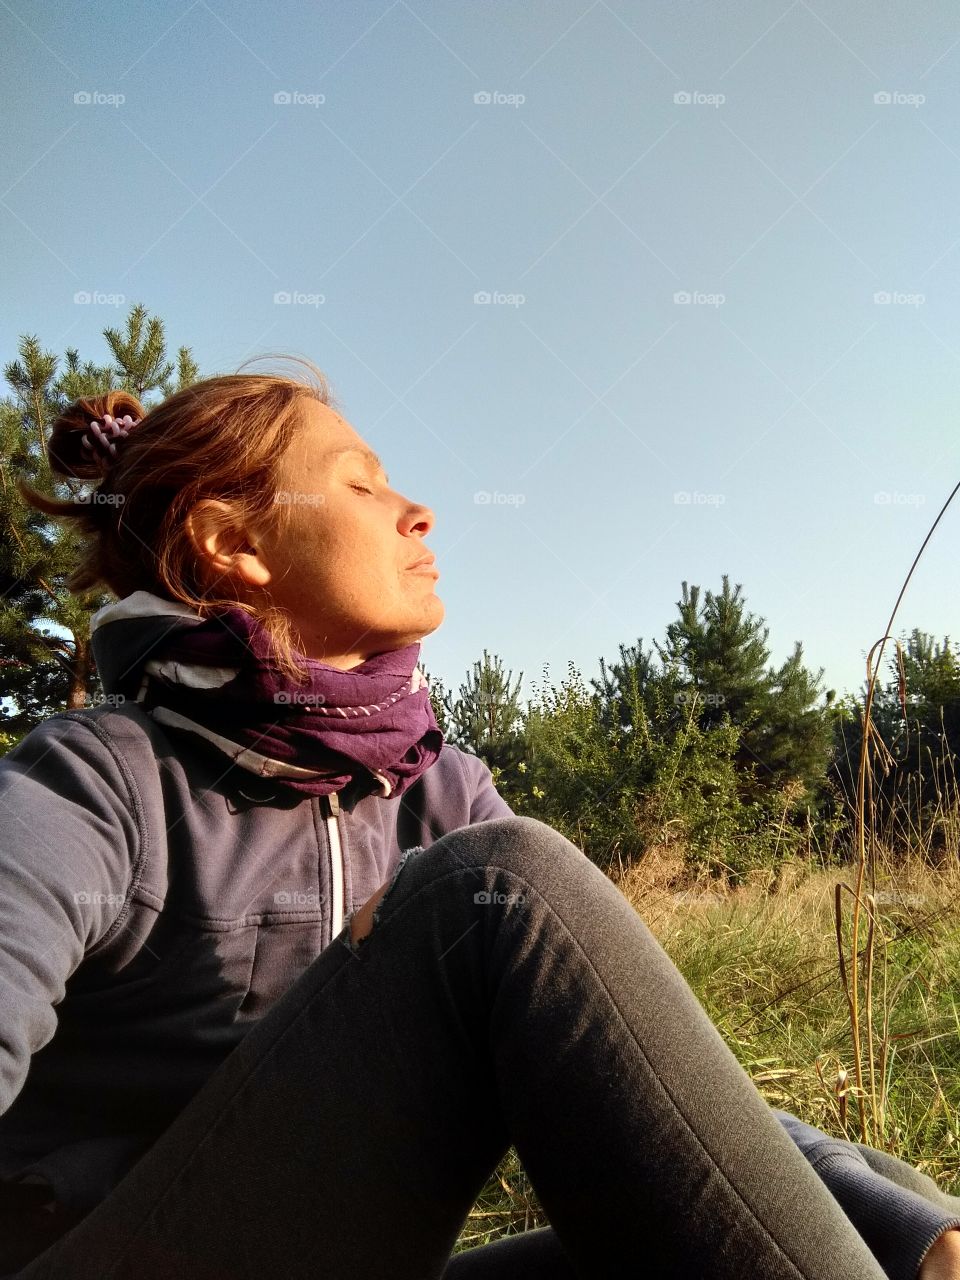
[{"x1": 399, "y1": 600, "x2": 445, "y2": 647}]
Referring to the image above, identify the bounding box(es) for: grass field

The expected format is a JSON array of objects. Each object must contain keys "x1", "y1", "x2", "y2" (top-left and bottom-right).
[{"x1": 454, "y1": 848, "x2": 960, "y2": 1252}]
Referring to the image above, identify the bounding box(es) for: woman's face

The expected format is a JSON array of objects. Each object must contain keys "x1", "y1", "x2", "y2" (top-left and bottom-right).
[{"x1": 249, "y1": 399, "x2": 444, "y2": 668}]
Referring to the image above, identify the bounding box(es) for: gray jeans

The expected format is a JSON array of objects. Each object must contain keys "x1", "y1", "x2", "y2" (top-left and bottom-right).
[{"x1": 10, "y1": 816, "x2": 893, "y2": 1278}]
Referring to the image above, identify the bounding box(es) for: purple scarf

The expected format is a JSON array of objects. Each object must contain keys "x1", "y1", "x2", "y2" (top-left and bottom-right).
[{"x1": 89, "y1": 592, "x2": 443, "y2": 799}]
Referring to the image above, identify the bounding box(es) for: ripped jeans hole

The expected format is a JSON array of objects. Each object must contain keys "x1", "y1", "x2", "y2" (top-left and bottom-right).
[{"x1": 343, "y1": 845, "x2": 425, "y2": 954}]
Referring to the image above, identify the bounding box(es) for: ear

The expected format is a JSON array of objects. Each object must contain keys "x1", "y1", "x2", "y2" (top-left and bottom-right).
[{"x1": 184, "y1": 499, "x2": 272, "y2": 590}]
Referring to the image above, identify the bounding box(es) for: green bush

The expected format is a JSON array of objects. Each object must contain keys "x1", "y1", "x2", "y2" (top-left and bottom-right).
[{"x1": 512, "y1": 662, "x2": 815, "y2": 881}]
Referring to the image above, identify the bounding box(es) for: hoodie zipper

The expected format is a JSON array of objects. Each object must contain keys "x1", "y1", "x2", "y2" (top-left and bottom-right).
[{"x1": 324, "y1": 791, "x2": 345, "y2": 943}]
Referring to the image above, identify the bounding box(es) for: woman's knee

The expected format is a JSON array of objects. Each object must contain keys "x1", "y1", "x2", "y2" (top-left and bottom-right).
[
  {"x1": 418, "y1": 815, "x2": 605, "y2": 919},
  {"x1": 367, "y1": 818, "x2": 584, "y2": 933},
  {"x1": 435, "y1": 815, "x2": 582, "y2": 877},
  {"x1": 345, "y1": 815, "x2": 616, "y2": 955}
]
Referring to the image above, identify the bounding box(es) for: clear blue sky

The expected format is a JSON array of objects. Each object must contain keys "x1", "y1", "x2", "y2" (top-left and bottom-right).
[{"x1": 4, "y1": 0, "x2": 960, "y2": 705}]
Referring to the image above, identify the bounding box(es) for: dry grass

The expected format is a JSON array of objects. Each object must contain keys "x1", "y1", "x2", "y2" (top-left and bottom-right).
[{"x1": 619, "y1": 854, "x2": 960, "y2": 1184}]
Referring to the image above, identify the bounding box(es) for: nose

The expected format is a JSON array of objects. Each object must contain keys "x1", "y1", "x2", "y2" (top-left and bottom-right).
[{"x1": 401, "y1": 498, "x2": 435, "y2": 537}]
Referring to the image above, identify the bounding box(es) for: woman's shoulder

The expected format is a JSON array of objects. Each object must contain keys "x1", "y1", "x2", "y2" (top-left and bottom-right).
[
  {"x1": 1, "y1": 704, "x2": 152, "y2": 796},
  {"x1": 415, "y1": 743, "x2": 514, "y2": 823},
  {"x1": 0, "y1": 706, "x2": 152, "y2": 960}
]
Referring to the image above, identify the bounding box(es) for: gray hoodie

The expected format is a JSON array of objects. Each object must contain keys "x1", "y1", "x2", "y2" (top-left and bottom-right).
[
  {"x1": 0, "y1": 699, "x2": 510, "y2": 1212},
  {"x1": 0, "y1": 695, "x2": 956, "y2": 1279}
]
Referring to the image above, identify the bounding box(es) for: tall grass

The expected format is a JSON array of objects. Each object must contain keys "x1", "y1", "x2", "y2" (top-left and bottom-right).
[{"x1": 839, "y1": 476, "x2": 960, "y2": 1148}]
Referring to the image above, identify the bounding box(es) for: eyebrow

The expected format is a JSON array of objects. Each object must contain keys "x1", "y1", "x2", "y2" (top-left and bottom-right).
[{"x1": 326, "y1": 446, "x2": 390, "y2": 484}]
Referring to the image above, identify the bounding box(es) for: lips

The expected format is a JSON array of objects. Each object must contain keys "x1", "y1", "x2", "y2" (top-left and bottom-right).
[{"x1": 408, "y1": 554, "x2": 437, "y2": 571}]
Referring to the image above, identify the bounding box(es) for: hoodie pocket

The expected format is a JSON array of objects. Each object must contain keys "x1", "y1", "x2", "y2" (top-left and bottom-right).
[
  {"x1": 238, "y1": 920, "x2": 325, "y2": 1021},
  {"x1": 64, "y1": 923, "x2": 259, "y2": 1033}
]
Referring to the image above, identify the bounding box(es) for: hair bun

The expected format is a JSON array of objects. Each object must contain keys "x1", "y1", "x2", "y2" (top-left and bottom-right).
[{"x1": 48, "y1": 391, "x2": 146, "y2": 480}]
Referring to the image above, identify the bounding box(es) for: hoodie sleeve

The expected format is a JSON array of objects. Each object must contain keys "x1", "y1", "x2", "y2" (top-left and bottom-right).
[
  {"x1": 775, "y1": 1109, "x2": 960, "y2": 1280},
  {"x1": 0, "y1": 714, "x2": 141, "y2": 1117},
  {"x1": 451, "y1": 749, "x2": 515, "y2": 824}
]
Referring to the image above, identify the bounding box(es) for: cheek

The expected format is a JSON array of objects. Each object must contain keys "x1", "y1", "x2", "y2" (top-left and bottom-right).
[
  {"x1": 291, "y1": 498, "x2": 342, "y2": 551},
  {"x1": 291, "y1": 490, "x2": 395, "y2": 555},
  {"x1": 307, "y1": 505, "x2": 388, "y2": 581}
]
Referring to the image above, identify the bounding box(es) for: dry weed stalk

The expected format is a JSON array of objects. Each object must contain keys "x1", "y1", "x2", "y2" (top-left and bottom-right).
[{"x1": 835, "y1": 479, "x2": 960, "y2": 1145}]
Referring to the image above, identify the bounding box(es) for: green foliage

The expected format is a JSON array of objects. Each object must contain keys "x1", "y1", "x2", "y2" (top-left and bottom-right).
[
  {"x1": 420, "y1": 665, "x2": 452, "y2": 739},
  {"x1": 0, "y1": 306, "x2": 198, "y2": 730},
  {"x1": 101, "y1": 303, "x2": 198, "y2": 399},
  {"x1": 656, "y1": 575, "x2": 834, "y2": 807},
  {"x1": 442, "y1": 650, "x2": 528, "y2": 808},
  {"x1": 483, "y1": 578, "x2": 836, "y2": 880},
  {"x1": 0, "y1": 728, "x2": 25, "y2": 757},
  {"x1": 513, "y1": 659, "x2": 812, "y2": 880},
  {"x1": 833, "y1": 629, "x2": 960, "y2": 858}
]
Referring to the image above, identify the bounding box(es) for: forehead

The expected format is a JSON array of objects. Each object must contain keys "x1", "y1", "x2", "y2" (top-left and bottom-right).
[
  {"x1": 325, "y1": 443, "x2": 386, "y2": 472},
  {"x1": 291, "y1": 400, "x2": 388, "y2": 478}
]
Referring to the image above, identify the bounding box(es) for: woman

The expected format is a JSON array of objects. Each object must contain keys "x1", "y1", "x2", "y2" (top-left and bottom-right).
[{"x1": 0, "y1": 360, "x2": 956, "y2": 1279}]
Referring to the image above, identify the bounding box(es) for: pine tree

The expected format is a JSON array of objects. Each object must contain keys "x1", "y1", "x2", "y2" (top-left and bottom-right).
[
  {"x1": 448, "y1": 650, "x2": 526, "y2": 799},
  {"x1": 101, "y1": 304, "x2": 198, "y2": 398},
  {"x1": 657, "y1": 577, "x2": 769, "y2": 727},
  {"x1": 656, "y1": 575, "x2": 832, "y2": 803},
  {"x1": 590, "y1": 638, "x2": 670, "y2": 733},
  {"x1": 418, "y1": 664, "x2": 453, "y2": 738},
  {"x1": 843, "y1": 629, "x2": 960, "y2": 846},
  {"x1": 0, "y1": 305, "x2": 198, "y2": 732},
  {"x1": 893, "y1": 629, "x2": 960, "y2": 740}
]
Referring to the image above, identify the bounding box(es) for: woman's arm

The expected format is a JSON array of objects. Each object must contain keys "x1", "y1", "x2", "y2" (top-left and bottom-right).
[
  {"x1": 775, "y1": 1111, "x2": 960, "y2": 1280},
  {"x1": 0, "y1": 715, "x2": 140, "y2": 1116}
]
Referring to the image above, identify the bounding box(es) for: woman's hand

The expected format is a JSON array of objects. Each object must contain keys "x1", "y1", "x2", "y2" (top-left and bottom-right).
[{"x1": 920, "y1": 1228, "x2": 960, "y2": 1280}]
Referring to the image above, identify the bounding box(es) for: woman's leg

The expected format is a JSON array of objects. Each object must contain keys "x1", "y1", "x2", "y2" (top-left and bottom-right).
[{"x1": 14, "y1": 816, "x2": 888, "y2": 1280}]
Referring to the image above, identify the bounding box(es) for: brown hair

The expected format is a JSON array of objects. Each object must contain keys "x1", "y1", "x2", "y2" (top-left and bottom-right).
[{"x1": 18, "y1": 356, "x2": 339, "y2": 683}]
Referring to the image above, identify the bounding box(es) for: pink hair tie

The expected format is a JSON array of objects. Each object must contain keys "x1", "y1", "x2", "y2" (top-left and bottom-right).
[{"x1": 80, "y1": 412, "x2": 141, "y2": 461}]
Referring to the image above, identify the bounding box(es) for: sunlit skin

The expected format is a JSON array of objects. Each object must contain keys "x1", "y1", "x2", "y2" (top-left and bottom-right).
[
  {"x1": 921, "y1": 1229, "x2": 960, "y2": 1280},
  {"x1": 185, "y1": 398, "x2": 444, "y2": 939},
  {"x1": 186, "y1": 398, "x2": 444, "y2": 670}
]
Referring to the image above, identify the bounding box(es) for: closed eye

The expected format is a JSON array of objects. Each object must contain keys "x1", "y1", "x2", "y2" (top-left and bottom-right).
[{"x1": 349, "y1": 483, "x2": 373, "y2": 495}]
